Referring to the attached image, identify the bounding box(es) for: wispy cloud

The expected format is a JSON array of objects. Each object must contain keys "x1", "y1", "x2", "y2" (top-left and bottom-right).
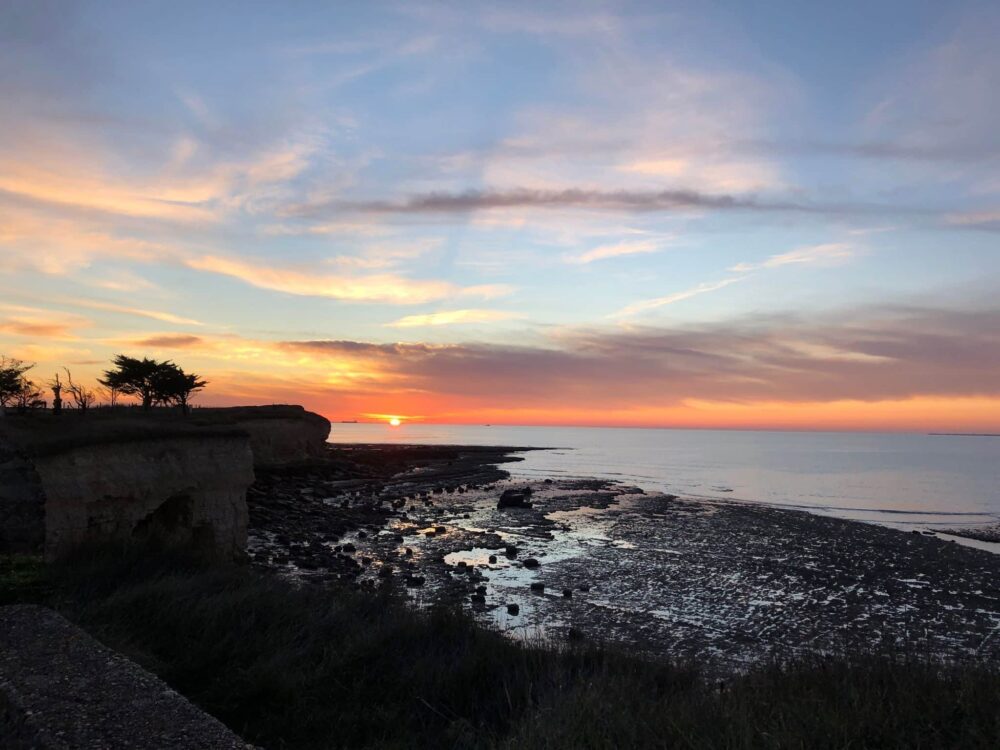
[
  {"x1": 66, "y1": 299, "x2": 204, "y2": 326},
  {"x1": 565, "y1": 239, "x2": 663, "y2": 264},
  {"x1": 185, "y1": 255, "x2": 504, "y2": 304},
  {"x1": 612, "y1": 278, "x2": 745, "y2": 318},
  {"x1": 386, "y1": 309, "x2": 524, "y2": 328},
  {"x1": 729, "y1": 243, "x2": 855, "y2": 273}
]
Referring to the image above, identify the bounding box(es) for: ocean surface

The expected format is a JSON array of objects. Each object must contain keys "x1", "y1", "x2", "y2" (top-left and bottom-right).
[{"x1": 328, "y1": 424, "x2": 1000, "y2": 532}]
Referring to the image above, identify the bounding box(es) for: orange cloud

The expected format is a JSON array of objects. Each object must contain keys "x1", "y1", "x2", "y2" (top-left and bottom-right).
[
  {"x1": 185, "y1": 254, "x2": 501, "y2": 304},
  {"x1": 386, "y1": 309, "x2": 523, "y2": 328}
]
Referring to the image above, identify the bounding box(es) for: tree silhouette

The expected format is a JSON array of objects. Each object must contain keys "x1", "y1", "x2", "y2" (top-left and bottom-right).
[
  {"x1": 14, "y1": 378, "x2": 45, "y2": 412},
  {"x1": 0, "y1": 356, "x2": 34, "y2": 410},
  {"x1": 63, "y1": 368, "x2": 96, "y2": 413},
  {"x1": 100, "y1": 355, "x2": 207, "y2": 411},
  {"x1": 100, "y1": 355, "x2": 163, "y2": 410},
  {"x1": 154, "y1": 363, "x2": 207, "y2": 413}
]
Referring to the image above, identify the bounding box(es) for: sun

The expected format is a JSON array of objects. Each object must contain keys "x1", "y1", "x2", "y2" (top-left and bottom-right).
[{"x1": 388, "y1": 417, "x2": 401, "y2": 427}]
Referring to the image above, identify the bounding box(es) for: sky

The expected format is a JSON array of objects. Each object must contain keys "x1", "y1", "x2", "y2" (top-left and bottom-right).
[{"x1": 1, "y1": 0, "x2": 999, "y2": 431}]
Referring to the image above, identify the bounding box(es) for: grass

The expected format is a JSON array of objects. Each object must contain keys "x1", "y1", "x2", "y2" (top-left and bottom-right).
[{"x1": 3, "y1": 547, "x2": 999, "y2": 749}]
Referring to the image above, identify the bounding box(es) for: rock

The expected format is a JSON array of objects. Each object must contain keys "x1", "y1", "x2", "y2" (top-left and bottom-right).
[
  {"x1": 341, "y1": 543, "x2": 356, "y2": 553},
  {"x1": 405, "y1": 574, "x2": 425, "y2": 587},
  {"x1": 544, "y1": 478, "x2": 553, "y2": 484},
  {"x1": 530, "y1": 582, "x2": 545, "y2": 593},
  {"x1": 507, "y1": 603, "x2": 520, "y2": 616},
  {"x1": 523, "y1": 558, "x2": 540, "y2": 569},
  {"x1": 470, "y1": 593, "x2": 486, "y2": 605},
  {"x1": 475, "y1": 585, "x2": 487, "y2": 595},
  {"x1": 404, "y1": 547, "x2": 414, "y2": 557},
  {"x1": 578, "y1": 585, "x2": 591, "y2": 593},
  {"x1": 504, "y1": 545, "x2": 519, "y2": 558},
  {"x1": 488, "y1": 555, "x2": 498, "y2": 564},
  {"x1": 497, "y1": 488, "x2": 533, "y2": 509},
  {"x1": 562, "y1": 589, "x2": 573, "y2": 598},
  {"x1": 567, "y1": 627, "x2": 584, "y2": 642}
]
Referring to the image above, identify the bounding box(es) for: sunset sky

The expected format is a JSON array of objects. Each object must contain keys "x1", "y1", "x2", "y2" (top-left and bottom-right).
[{"x1": 2, "y1": 0, "x2": 999, "y2": 430}]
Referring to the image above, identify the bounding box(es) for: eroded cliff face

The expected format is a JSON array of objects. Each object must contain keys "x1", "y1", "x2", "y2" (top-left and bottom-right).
[
  {"x1": 35, "y1": 433, "x2": 254, "y2": 561},
  {"x1": 0, "y1": 405, "x2": 329, "y2": 560},
  {"x1": 231, "y1": 408, "x2": 331, "y2": 469}
]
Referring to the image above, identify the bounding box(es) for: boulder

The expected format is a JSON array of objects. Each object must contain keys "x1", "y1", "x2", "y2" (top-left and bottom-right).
[{"x1": 497, "y1": 488, "x2": 533, "y2": 510}]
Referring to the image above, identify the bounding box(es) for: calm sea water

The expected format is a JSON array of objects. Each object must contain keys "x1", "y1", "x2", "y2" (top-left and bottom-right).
[{"x1": 328, "y1": 424, "x2": 1000, "y2": 531}]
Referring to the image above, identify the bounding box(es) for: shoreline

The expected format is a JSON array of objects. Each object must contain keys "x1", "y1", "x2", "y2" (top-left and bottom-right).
[{"x1": 248, "y1": 442, "x2": 1000, "y2": 674}]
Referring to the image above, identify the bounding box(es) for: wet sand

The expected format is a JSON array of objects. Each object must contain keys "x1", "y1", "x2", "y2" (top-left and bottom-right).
[{"x1": 247, "y1": 444, "x2": 1000, "y2": 674}]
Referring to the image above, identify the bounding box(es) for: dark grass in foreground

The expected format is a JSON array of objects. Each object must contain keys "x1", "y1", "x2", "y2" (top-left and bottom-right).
[{"x1": 4, "y1": 551, "x2": 999, "y2": 749}]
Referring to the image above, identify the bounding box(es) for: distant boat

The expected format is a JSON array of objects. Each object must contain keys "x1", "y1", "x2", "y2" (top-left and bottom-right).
[{"x1": 340, "y1": 420, "x2": 358, "y2": 423}]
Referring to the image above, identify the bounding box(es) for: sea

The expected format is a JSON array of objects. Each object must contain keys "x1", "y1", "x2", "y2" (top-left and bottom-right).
[{"x1": 328, "y1": 424, "x2": 1000, "y2": 534}]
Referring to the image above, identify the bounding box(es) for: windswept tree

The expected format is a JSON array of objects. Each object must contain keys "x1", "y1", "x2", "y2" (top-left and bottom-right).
[
  {"x1": 100, "y1": 355, "x2": 163, "y2": 410},
  {"x1": 154, "y1": 363, "x2": 207, "y2": 413},
  {"x1": 0, "y1": 356, "x2": 35, "y2": 410},
  {"x1": 100, "y1": 355, "x2": 207, "y2": 412}
]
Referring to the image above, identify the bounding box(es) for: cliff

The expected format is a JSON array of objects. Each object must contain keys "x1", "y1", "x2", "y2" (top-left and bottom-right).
[
  {"x1": 0, "y1": 405, "x2": 330, "y2": 560},
  {"x1": 199, "y1": 405, "x2": 332, "y2": 469}
]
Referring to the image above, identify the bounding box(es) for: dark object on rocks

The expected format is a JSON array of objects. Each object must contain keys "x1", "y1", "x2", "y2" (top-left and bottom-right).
[
  {"x1": 405, "y1": 575, "x2": 425, "y2": 587},
  {"x1": 470, "y1": 593, "x2": 486, "y2": 605},
  {"x1": 378, "y1": 566, "x2": 394, "y2": 578},
  {"x1": 530, "y1": 582, "x2": 545, "y2": 593},
  {"x1": 475, "y1": 585, "x2": 487, "y2": 595},
  {"x1": 504, "y1": 545, "x2": 519, "y2": 558},
  {"x1": 341, "y1": 543, "x2": 356, "y2": 553},
  {"x1": 523, "y1": 558, "x2": 540, "y2": 569},
  {"x1": 404, "y1": 547, "x2": 413, "y2": 557},
  {"x1": 507, "y1": 603, "x2": 520, "y2": 616},
  {"x1": 488, "y1": 555, "x2": 497, "y2": 564},
  {"x1": 562, "y1": 589, "x2": 573, "y2": 598},
  {"x1": 578, "y1": 584, "x2": 591, "y2": 593},
  {"x1": 497, "y1": 488, "x2": 533, "y2": 509},
  {"x1": 544, "y1": 478, "x2": 553, "y2": 484},
  {"x1": 357, "y1": 530, "x2": 367, "y2": 539},
  {"x1": 568, "y1": 627, "x2": 584, "y2": 641}
]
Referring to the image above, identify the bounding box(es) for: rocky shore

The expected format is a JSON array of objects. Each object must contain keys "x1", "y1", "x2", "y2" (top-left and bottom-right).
[{"x1": 247, "y1": 443, "x2": 1000, "y2": 674}]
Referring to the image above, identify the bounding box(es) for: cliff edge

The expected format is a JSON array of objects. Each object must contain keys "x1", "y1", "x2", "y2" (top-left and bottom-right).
[{"x1": 0, "y1": 405, "x2": 330, "y2": 560}]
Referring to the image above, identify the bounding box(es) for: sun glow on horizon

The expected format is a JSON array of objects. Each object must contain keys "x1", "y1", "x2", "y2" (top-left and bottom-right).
[{"x1": 388, "y1": 417, "x2": 402, "y2": 427}]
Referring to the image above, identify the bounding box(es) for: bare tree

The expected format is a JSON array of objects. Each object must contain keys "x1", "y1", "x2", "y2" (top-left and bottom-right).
[
  {"x1": 96, "y1": 384, "x2": 122, "y2": 407},
  {"x1": 63, "y1": 368, "x2": 96, "y2": 413}
]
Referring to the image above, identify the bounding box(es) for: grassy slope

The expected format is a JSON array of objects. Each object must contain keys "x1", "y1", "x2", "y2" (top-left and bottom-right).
[{"x1": 2, "y1": 550, "x2": 999, "y2": 749}]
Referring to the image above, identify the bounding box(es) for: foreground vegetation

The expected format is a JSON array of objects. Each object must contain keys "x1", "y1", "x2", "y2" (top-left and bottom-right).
[{"x1": 2, "y1": 550, "x2": 999, "y2": 749}]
